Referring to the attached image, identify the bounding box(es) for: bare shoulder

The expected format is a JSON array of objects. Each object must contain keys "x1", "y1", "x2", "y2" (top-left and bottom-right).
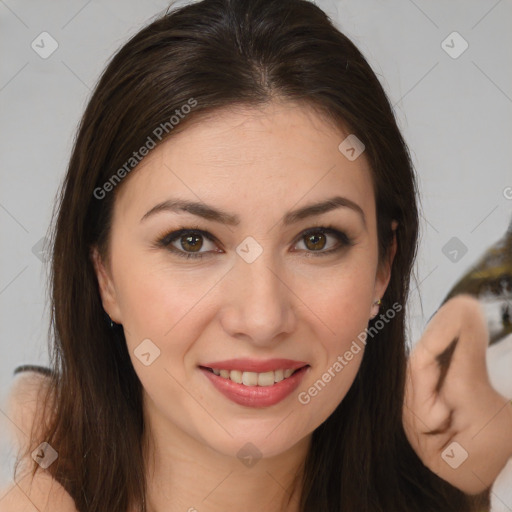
[
  {"x1": 4, "y1": 370, "x2": 53, "y2": 456},
  {"x1": 0, "y1": 474, "x2": 78, "y2": 512},
  {"x1": 7, "y1": 370, "x2": 51, "y2": 428},
  {"x1": 0, "y1": 370, "x2": 77, "y2": 512}
]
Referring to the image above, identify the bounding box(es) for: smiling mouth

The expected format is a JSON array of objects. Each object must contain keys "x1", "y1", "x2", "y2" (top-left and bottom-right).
[{"x1": 200, "y1": 366, "x2": 309, "y2": 386}]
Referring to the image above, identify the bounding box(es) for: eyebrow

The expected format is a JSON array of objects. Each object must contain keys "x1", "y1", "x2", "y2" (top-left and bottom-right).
[{"x1": 140, "y1": 195, "x2": 366, "y2": 228}]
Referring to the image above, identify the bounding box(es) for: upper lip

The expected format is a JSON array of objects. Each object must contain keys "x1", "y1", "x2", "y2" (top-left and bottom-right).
[{"x1": 200, "y1": 358, "x2": 309, "y2": 373}]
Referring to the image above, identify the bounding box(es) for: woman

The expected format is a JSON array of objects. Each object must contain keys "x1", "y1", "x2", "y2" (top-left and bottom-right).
[{"x1": 2, "y1": 0, "x2": 511, "y2": 510}]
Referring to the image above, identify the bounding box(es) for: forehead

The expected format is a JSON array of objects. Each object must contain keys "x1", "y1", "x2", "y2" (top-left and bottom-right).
[{"x1": 115, "y1": 100, "x2": 375, "y2": 222}]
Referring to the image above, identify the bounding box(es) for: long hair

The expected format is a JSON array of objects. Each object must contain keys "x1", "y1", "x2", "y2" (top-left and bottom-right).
[{"x1": 17, "y1": 0, "x2": 490, "y2": 510}]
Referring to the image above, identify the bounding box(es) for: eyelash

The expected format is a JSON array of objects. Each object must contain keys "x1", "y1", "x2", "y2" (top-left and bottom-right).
[{"x1": 155, "y1": 224, "x2": 355, "y2": 260}]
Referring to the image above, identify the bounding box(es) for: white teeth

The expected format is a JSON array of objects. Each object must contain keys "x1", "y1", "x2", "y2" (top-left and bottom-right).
[
  {"x1": 258, "y1": 371, "x2": 275, "y2": 387},
  {"x1": 274, "y1": 369, "x2": 284, "y2": 382},
  {"x1": 242, "y1": 372, "x2": 258, "y2": 386},
  {"x1": 209, "y1": 367, "x2": 300, "y2": 385},
  {"x1": 229, "y1": 370, "x2": 243, "y2": 384}
]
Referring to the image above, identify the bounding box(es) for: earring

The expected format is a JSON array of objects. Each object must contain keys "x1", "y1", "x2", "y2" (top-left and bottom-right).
[
  {"x1": 103, "y1": 310, "x2": 115, "y2": 329},
  {"x1": 370, "y1": 298, "x2": 381, "y2": 319}
]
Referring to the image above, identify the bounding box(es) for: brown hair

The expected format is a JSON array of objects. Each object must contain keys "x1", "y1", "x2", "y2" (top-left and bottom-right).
[{"x1": 17, "y1": 0, "x2": 490, "y2": 510}]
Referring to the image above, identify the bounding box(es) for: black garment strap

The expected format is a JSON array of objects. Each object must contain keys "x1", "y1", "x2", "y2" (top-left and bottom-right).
[{"x1": 13, "y1": 365, "x2": 54, "y2": 377}]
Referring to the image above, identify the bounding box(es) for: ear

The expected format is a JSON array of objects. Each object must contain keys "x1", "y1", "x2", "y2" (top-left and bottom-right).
[
  {"x1": 373, "y1": 220, "x2": 398, "y2": 302},
  {"x1": 90, "y1": 245, "x2": 122, "y2": 324}
]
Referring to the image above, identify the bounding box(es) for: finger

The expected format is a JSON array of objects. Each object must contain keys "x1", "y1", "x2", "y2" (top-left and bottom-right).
[
  {"x1": 405, "y1": 346, "x2": 452, "y2": 433},
  {"x1": 416, "y1": 302, "x2": 461, "y2": 358},
  {"x1": 451, "y1": 307, "x2": 489, "y2": 381},
  {"x1": 420, "y1": 296, "x2": 489, "y2": 382}
]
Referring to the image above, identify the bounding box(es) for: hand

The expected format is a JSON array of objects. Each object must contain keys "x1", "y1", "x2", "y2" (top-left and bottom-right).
[{"x1": 403, "y1": 294, "x2": 512, "y2": 494}]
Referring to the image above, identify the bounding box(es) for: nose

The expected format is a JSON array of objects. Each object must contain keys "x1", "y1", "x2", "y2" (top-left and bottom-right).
[{"x1": 219, "y1": 256, "x2": 297, "y2": 347}]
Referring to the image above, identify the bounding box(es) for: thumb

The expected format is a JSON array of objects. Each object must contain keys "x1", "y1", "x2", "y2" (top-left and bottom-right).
[{"x1": 420, "y1": 295, "x2": 489, "y2": 385}]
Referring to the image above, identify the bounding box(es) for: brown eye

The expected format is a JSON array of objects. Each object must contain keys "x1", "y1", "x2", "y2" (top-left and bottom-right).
[
  {"x1": 180, "y1": 233, "x2": 203, "y2": 252},
  {"x1": 293, "y1": 226, "x2": 354, "y2": 256},
  {"x1": 304, "y1": 232, "x2": 327, "y2": 251},
  {"x1": 157, "y1": 228, "x2": 219, "y2": 259}
]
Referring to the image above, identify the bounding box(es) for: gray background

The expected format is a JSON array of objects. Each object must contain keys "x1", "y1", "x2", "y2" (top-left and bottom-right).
[{"x1": 1, "y1": 0, "x2": 511, "y2": 508}]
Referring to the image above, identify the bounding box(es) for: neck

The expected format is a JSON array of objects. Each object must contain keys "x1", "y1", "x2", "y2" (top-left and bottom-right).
[{"x1": 142, "y1": 396, "x2": 310, "y2": 512}]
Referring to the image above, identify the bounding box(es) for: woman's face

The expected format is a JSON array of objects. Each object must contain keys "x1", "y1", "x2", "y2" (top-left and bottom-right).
[{"x1": 92, "y1": 100, "x2": 394, "y2": 460}]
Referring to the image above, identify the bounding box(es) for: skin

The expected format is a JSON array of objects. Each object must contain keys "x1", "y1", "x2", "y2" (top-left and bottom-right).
[
  {"x1": 0, "y1": 373, "x2": 77, "y2": 511},
  {"x1": 1, "y1": 102, "x2": 510, "y2": 511},
  {"x1": 91, "y1": 100, "x2": 395, "y2": 512},
  {"x1": 404, "y1": 294, "x2": 512, "y2": 495}
]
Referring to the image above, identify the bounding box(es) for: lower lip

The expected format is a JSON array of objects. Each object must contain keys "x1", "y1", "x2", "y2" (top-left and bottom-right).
[{"x1": 199, "y1": 366, "x2": 310, "y2": 408}]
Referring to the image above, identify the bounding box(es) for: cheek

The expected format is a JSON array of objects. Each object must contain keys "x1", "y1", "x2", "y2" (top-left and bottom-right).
[
  {"x1": 112, "y1": 251, "x2": 221, "y2": 355},
  {"x1": 112, "y1": 230, "x2": 377, "y2": 353},
  {"x1": 296, "y1": 258, "x2": 376, "y2": 339},
  {"x1": 292, "y1": 259, "x2": 375, "y2": 417}
]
